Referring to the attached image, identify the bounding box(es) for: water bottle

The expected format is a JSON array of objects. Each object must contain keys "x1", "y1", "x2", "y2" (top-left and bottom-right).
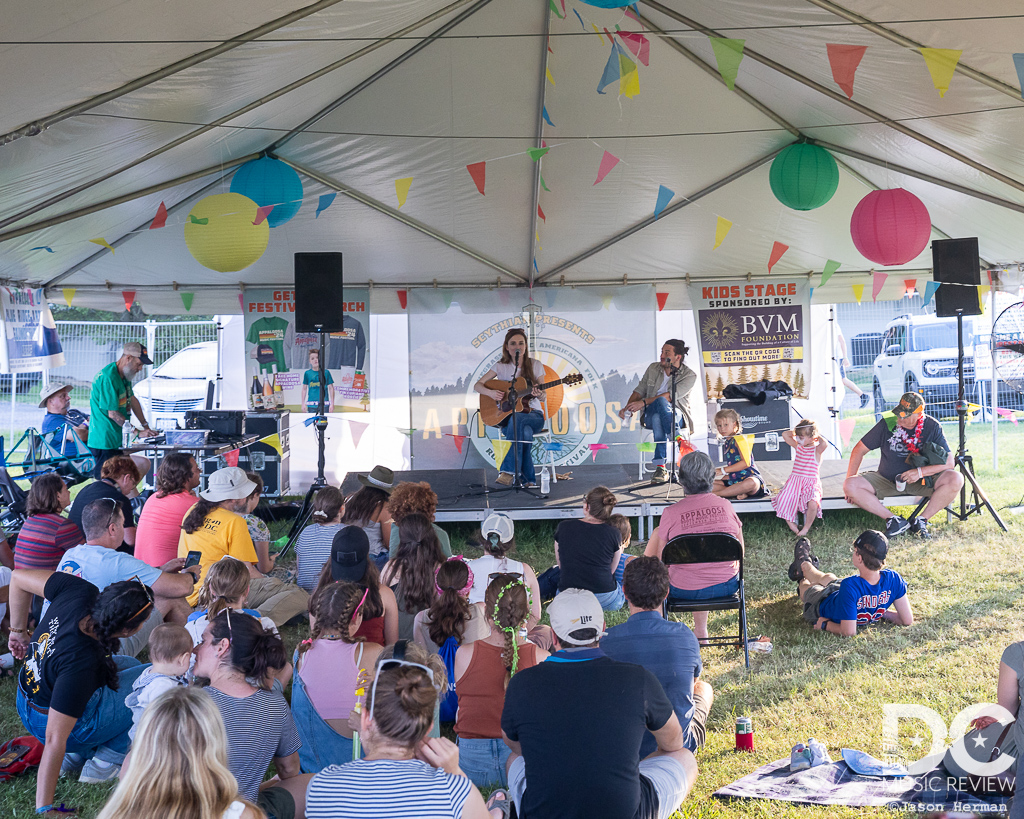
[
  {"x1": 540, "y1": 466, "x2": 551, "y2": 495},
  {"x1": 122, "y1": 419, "x2": 133, "y2": 447}
]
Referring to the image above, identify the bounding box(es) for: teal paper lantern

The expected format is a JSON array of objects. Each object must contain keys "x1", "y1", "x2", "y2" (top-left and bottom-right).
[
  {"x1": 769, "y1": 143, "x2": 839, "y2": 211},
  {"x1": 229, "y1": 157, "x2": 303, "y2": 227}
]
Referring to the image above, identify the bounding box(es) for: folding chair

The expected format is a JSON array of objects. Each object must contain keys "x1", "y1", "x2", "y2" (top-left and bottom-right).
[
  {"x1": 0, "y1": 466, "x2": 30, "y2": 537},
  {"x1": 662, "y1": 533, "x2": 749, "y2": 668}
]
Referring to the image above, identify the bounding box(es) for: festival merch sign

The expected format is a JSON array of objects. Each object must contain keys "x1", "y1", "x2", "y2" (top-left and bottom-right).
[
  {"x1": 0, "y1": 287, "x2": 65, "y2": 372},
  {"x1": 408, "y1": 287, "x2": 657, "y2": 469},
  {"x1": 242, "y1": 288, "x2": 370, "y2": 413},
  {"x1": 690, "y1": 279, "x2": 811, "y2": 399}
]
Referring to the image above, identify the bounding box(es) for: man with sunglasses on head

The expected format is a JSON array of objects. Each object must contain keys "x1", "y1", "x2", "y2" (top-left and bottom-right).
[{"x1": 52, "y1": 499, "x2": 199, "y2": 656}]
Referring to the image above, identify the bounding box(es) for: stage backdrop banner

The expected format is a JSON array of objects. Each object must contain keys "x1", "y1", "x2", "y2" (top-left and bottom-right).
[
  {"x1": 0, "y1": 287, "x2": 65, "y2": 372},
  {"x1": 242, "y1": 288, "x2": 370, "y2": 413},
  {"x1": 408, "y1": 286, "x2": 657, "y2": 469},
  {"x1": 689, "y1": 279, "x2": 811, "y2": 399}
]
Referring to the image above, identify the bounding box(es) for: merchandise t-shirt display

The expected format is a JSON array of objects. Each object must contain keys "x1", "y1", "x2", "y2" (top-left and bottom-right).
[
  {"x1": 246, "y1": 316, "x2": 291, "y2": 374},
  {"x1": 67, "y1": 480, "x2": 135, "y2": 549},
  {"x1": 20, "y1": 573, "x2": 108, "y2": 718},
  {"x1": 554, "y1": 519, "x2": 620, "y2": 594},
  {"x1": 859, "y1": 415, "x2": 950, "y2": 483},
  {"x1": 818, "y1": 569, "x2": 908, "y2": 625},
  {"x1": 303, "y1": 368, "x2": 334, "y2": 408},
  {"x1": 41, "y1": 411, "x2": 88, "y2": 458},
  {"x1": 658, "y1": 494, "x2": 743, "y2": 590},
  {"x1": 88, "y1": 361, "x2": 134, "y2": 450},
  {"x1": 501, "y1": 649, "x2": 674, "y2": 819},
  {"x1": 135, "y1": 491, "x2": 199, "y2": 568},
  {"x1": 178, "y1": 506, "x2": 258, "y2": 606},
  {"x1": 326, "y1": 315, "x2": 367, "y2": 370}
]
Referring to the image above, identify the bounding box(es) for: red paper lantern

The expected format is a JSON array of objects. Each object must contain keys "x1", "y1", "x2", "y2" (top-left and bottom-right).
[{"x1": 849, "y1": 188, "x2": 931, "y2": 266}]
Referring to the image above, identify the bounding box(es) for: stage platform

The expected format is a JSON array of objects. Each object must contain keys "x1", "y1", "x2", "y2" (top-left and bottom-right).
[{"x1": 342, "y1": 458, "x2": 919, "y2": 538}]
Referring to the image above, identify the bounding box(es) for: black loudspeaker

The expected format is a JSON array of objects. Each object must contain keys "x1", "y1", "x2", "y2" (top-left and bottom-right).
[
  {"x1": 294, "y1": 252, "x2": 344, "y2": 332},
  {"x1": 932, "y1": 238, "x2": 982, "y2": 318}
]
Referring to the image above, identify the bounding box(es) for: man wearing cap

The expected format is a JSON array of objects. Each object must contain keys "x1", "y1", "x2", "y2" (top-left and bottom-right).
[
  {"x1": 40, "y1": 383, "x2": 89, "y2": 459},
  {"x1": 178, "y1": 467, "x2": 308, "y2": 627},
  {"x1": 789, "y1": 530, "x2": 913, "y2": 638},
  {"x1": 843, "y1": 391, "x2": 963, "y2": 539},
  {"x1": 88, "y1": 342, "x2": 159, "y2": 478},
  {"x1": 501, "y1": 588, "x2": 697, "y2": 819}
]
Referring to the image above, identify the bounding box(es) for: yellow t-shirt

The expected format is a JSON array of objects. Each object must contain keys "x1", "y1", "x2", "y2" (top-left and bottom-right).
[{"x1": 178, "y1": 505, "x2": 258, "y2": 606}]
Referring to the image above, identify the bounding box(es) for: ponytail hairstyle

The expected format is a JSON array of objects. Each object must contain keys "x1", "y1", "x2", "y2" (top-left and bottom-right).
[
  {"x1": 583, "y1": 485, "x2": 617, "y2": 522},
  {"x1": 208, "y1": 609, "x2": 286, "y2": 690},
  {"x1": 312, "y1": 554, "x2": 385, "y2": 622},
  {"x1": 426, "y1": 557, "x2": 473, "y2": 647},
  {"x1": 195, "y1": 557, "x2": 251, "y2": 621},
  {"x1": 391, "y1": 513, "x2": 445, "y2": 613},
  {"x1": 91, "y1": 579, "x2": 155, "y2": 689},
  {"x1": 311, "y1": 486, "x2": 345, "y2": 525},
  {"x1": 484, "y1": 573, "x2": 531, "y2": 690},
  {"x1": 795, "y1": 418, "x2": 820, "y2": 441},
  {"x1": 339, "y1": 486, "x2": 388, "y2": 528},
  {"x1": 182, "y1": 497, "x2": 221, "y2": 535},
  {"x1": 300, "y1": 581, "x2": 367, "y2": 658}
]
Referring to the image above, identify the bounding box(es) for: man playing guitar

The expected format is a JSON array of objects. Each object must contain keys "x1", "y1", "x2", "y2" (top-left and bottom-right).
[{"x1": 474, "y1": 329, "x2": 546, "y2": 487}]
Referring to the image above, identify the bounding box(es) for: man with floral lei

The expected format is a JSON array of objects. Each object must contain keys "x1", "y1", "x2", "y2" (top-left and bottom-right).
[{"x1": 843, "y1": 392, "x2": 963, "y2": 540}]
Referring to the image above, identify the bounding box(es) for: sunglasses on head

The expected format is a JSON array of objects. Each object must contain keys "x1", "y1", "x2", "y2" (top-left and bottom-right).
[
  {"x1": 127, "y1": 575, "x2": 154, "y2": 623},
  {"x1": 367, "y1": 640, "x2": 440, "y2": 723}
]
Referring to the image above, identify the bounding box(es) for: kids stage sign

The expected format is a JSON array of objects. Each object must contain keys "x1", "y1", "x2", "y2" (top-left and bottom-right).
[{"x1": 690, "y1": 279, "x2": 811, "y2": 399}]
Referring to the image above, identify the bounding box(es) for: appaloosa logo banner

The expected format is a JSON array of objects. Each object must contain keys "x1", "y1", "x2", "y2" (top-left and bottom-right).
[
  {"x1": 407, "y1": 286, "x2": 655, "y2": 469},
  {"x1": 690, "y1": 279, "x2": 811, "y2": 399}
]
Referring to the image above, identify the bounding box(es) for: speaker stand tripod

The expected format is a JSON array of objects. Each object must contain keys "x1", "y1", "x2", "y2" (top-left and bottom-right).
[
  {"x1": 279, "y1": 330, "x2": 330, "y2": 559},
  {"x1": 942, "y1": 310, "x2": 1007, "y2": 532}
]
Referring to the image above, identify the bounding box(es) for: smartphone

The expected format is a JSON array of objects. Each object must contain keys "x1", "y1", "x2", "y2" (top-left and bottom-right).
[{"x1": 184, "y1": 550, "x2": 202, "y2": 570}]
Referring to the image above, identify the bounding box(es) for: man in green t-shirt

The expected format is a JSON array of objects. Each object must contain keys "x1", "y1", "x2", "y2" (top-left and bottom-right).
[{"x1": 89, "y1": 341, "x2": 159, "y2": 477}]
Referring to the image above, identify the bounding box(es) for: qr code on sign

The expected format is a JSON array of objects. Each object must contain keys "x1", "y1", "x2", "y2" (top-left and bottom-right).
[
  {"x1": 783, "y1": 348, "x2": 794, "y2": 358},
  {"x1": 709, "y1": 352, "x2": 722, "y2": 364}
]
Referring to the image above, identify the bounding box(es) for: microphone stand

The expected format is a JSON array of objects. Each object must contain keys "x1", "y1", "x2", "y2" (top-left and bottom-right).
[{"x1": 637, "y1": 363, "x2": 683, "y2": 490}]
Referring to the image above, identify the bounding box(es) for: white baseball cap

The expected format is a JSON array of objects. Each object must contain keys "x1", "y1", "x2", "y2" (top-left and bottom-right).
[{"x1": 482, "y1": 512, "x2": 514, "y2": 544}]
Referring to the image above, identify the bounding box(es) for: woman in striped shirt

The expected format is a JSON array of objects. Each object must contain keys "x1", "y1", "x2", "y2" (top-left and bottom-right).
[{"x1": 14, "y1": 473, "x2": 82, "y2": 570}]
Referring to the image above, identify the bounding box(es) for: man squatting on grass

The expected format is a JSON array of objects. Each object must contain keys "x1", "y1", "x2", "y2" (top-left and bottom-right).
[{"x1": 788, "y1": 531, "x2": 913, "y2": 637}]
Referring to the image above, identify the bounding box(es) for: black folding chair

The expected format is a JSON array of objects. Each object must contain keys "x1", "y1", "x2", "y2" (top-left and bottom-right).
[
  {"x1": 662, "y1": 533, "x2": 749, "y2": 668},
  {"x1": 0, "y1": 466, "x2": 30, "y2": 537}
]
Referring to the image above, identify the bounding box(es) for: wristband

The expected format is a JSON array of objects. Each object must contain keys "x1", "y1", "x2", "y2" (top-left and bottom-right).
[
  {"x1": 820, "y1": 620, "x2": 828, "y2": 631},
  {"x1": 9, "y1": 627, "x2": 28, "y2": 634},
  {"x1": 917, "y1": 467, "x2": 924, "y2": 481}
]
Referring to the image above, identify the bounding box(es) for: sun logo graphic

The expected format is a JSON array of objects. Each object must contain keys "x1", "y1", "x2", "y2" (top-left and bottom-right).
[{"x1": 701, "y1": 311, "x2": 740, "y2": 349}]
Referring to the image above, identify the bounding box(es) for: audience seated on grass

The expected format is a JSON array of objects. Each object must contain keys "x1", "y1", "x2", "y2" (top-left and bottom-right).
[
  {"x1": 340, "y1": 465, "x2": 394, "y2": 570},
  {"x1": 8, "y1": 571, "x2": 152, "y2": 801},
  {"x1": 601, "y1": 556, "x2": 712, "y2": 759},
  {"x1": 55, "y1": 498, "x2": 198, "y2": 654},
  {"x1": 381, "y1": 513, "x2": 445, "y2": 642},
  {"x1": 134, "y1": 452, "x2": 199, "y2": 568},
  {"x1": 550, "y1": 487, "x2": 626, "y2": 611},
  {"x1": 240, "y1": 471, "x2": 279, "y2": 576},
  {"x1": 294, "y1": 486, "x2": 345, "y2": 592},
  {"x1": 454, "y1": 573, "x2": 548, "y2": 790},
  {"x1": 387, "y1": 480, "x2": 453, "y2": 559},
  {"x1": 644, "y1": 451, "x2": 743, "y2": 643},
  {"x1": 413, "y1": 557, "x2": 487, "y2": 722},
  {"x1": 312, "y1": 526, "x2": 399, "y2": 646},
  {"x1": 788, "y1": 531, "x2": 913, "y2": 637},
  {"x1": 179, "y1": 467, "x2": 308, "y2": 628},
  {"x1": 13, "y1": 472, "x2": 82, "y2": 571},
  {"x1": 302, "y1": 640, "x2": 493, "y2": 819},
  {"x1": 68, "y1": 456, "x2": 142, "y2": 553},
  {"x1": 192, "y1": 607, "x2": 304, "y2": 819},
  {"x1": 99, "y1": 686, "x2": 262, "y2": 819},
  {"x1": 468, "y1": 513, "x2": 545, "y2": 641},
  {"x1": 501, "y1": 588, "x2": 698, "y2": 819},
  {"x1": 843, "y1": 391, "x2": 964, "y2": 541},
  {"x1": 124, "y1": 623, "x2": 191, "y2": 742},
  {"x1": 293, "y1": 581, "x2": 382, "y2": 773}
]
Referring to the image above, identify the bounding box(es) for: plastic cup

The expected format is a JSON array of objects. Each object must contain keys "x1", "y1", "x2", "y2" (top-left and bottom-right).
[{"x1": 895, "y1": 478, "x2": 906, "y2": 492}]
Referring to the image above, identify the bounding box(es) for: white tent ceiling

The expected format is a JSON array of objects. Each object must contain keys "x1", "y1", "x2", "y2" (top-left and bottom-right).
[{"x1": 3, "y1": 0, "x2": 1024, "y2": 313}]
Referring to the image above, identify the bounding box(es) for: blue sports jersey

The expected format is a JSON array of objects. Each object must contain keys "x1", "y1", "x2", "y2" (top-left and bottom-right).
[{"x1": 818, "y1": 569, "x2": 907, "y2": 625}]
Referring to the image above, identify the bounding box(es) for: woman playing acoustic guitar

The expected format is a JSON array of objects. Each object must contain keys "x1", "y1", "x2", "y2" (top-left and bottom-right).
[{"x1": 474, "y1": 329, "x2": 546, "y2": 487}]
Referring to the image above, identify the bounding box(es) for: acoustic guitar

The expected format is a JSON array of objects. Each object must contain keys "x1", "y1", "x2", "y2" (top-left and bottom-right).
[{"x1": 479, "y1": 373, "x2": 584, "y2": 427}]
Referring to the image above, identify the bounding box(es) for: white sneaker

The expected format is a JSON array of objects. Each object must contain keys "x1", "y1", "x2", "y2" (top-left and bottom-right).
[
  {"x1": 60, "y1": 752, "x2": 85, "y2": 777},
  {"x1": 79, "y1": 757, "x2": 121, "y2": 783}
]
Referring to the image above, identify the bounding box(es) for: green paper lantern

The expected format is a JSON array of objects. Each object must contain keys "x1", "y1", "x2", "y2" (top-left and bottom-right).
[{"x1": 769, "y1": 143, "x2": 839, "y2": 211}]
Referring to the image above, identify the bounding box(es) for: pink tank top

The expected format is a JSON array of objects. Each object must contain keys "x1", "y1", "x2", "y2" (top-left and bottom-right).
[
  {"x1": 790, "y1": 443, "x2": 821, "y2": 479},
  {"x1": 298, "y1": 640, "x2": 364, "y2": 719}
]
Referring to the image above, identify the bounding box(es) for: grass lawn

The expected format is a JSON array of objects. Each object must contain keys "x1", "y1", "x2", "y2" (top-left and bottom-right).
[{"x1": 2, "y1": 420, "x2": 1024, "y2": 817}]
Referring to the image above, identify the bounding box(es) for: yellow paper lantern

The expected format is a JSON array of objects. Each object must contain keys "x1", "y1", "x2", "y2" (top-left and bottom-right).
[{"x1": 184, "y1": 193, "x2": 269, "y2": 272}]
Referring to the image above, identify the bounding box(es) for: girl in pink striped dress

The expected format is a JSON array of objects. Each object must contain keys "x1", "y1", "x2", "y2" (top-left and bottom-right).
[{"x1": 772, "y1": 419, "x2": 828, "y2": 536}]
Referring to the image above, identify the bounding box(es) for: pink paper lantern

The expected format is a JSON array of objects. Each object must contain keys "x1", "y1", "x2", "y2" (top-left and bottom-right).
[{"x1": 850, "y1": 188, "x2": 931, "y2": 266}]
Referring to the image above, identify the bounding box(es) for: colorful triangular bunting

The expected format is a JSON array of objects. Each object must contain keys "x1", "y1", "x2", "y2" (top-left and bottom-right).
[
  {"x1": 617, "y1": 31, "x2": 650, "y2": 66},
  {"x1": 538, "y1": 204, "x2": 546, "y2": 222},
  {"x1": 181, "y1": 292, "x2": 194, "y2": 312},
  {"x1": 395, "y1": 178, "x2": 413, "y2": 209},
  {"x1": 62, "y1": 288, "x2": 76, "y2": 307},
  {"x1": 315, "y1": 193, "x2": 336, "y2": 218},
  {"x1": 252, "y1": 205, "x2": 274, "y2": 226},
  {"x1": 713, "y1": 216, "x2": 732, "y2": 250},
  {"x1": 709, "y1": 37, "x2": 745, "y2": 90},
  {"x1": 90, "y1": 238, "x2": 115, "y2": 254},
  {"x1": 826, "y1": 44, "x2": 867, "y2": 99},
  {"x1": 122, "y1": 291, "x2": 136, "y2": 312},
  {"x1": 397, "y1": 290, "x2": 408, "y2": 309},
  {"x1": 598, "y1": 43, "x2": 621, "y2": 94},
  {"x1": 654, "y1": 185, "x2": 674, "y2": 220},
  {"x1": 923, "y1": 280, "x2": 940, "y2": 306},
  {"x1": 656, "y1": 292, "x2": 668, "y2": 311},
  {"x1": 852, "y1": 283, "x2": 864, "y2": 303},
  {"x1": 1014, "y1": 54, "x2": 1024, "y2": 98},
  {"x1": 149, "y1": 201, "x2": 168, "y2": 229},
  {"x1": 527, "y1": 147, "x2": 550, "y2": 161},
  {"x1": 767, "y1": 241, "x2": 789, "y2": 273},
  {"x1": 821, "y1": 259, "x2": 840, "y2": 287},
  {"x1": 920, "y1": 48, "x2": 962, "y2": 97},
  {"x1": 492, "y1": 438, "x2": 512, "y2": 469},
  {"x1": 872, "y1": 270, "x2": 887, "y2": 301},
  {"x1": 467, "y1": 162, "x2": 486, "y2": 195},
  {"x1": 542, "y1": 106, "x2": 555, "y2": 127},
  {"x1": 594, "y1": 151, "x2": 620, "y2": 185},
  {"x1": 904, "y1": 278, "x2": 917, "y2": 297},
  {"x1": 349, "y1": 420, "x2": 368, "y2": 448}
]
